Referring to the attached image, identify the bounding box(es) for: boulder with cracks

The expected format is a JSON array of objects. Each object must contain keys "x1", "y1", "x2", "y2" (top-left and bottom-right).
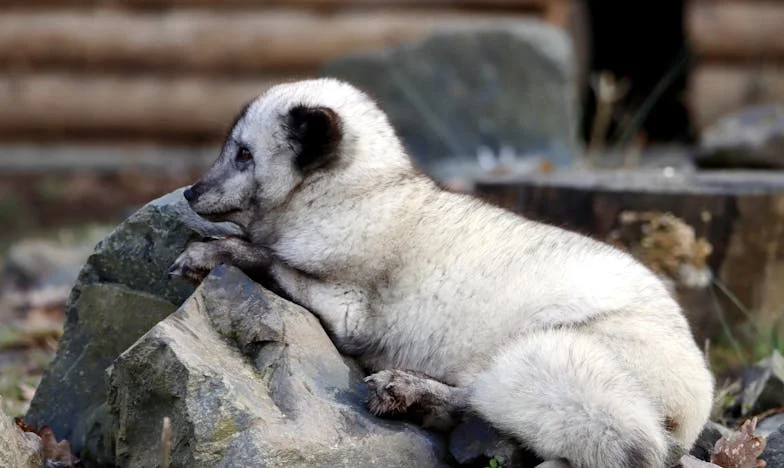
[
  {"x1": 0, "y1": 400, "x2": 43, "y2": 468},
  {"x1": 108, "y1": 265, "x2": 446, "y2": 467}
]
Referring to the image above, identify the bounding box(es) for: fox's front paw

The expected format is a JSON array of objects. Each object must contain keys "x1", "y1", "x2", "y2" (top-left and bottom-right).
[
  {"x1": 168, "y1": 242, "x2": 228, "y2": 283},
  {"x1": 364, "y1": 369, "x2": 428, "y2": 415}
]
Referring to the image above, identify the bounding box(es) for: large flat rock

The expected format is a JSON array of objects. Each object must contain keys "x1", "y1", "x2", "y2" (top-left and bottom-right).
[
  {"x1": 0, "y1": 400, "x2": 43, "y2": 468},
  {"x1": 108, "y1": 265, "x2": 446, "y2": 467},
  {"x1": 25, "y1": 188, "x2": 242, "y2": 464}
]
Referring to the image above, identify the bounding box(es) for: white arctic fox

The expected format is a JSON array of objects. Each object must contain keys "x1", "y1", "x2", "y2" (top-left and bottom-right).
[{"x1": 170, "y1": 78, "x2": 714, "y2": 468}]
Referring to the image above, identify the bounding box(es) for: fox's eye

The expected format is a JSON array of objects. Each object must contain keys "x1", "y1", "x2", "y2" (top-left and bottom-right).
[{"x1": 236, "y1": 147, "x2": 253, "y2": 162}]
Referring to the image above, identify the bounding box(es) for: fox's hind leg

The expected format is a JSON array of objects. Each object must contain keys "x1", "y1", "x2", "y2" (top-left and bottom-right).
[{"x1": 470, "y1": 329, "x2": 675, "y2": 468}]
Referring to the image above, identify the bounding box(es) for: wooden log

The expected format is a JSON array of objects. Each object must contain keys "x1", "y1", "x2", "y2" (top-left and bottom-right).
[
  {"x1": 0, "y1": 72, "x2": 293, "y2": 140},
  {"x1": 687, "y1": 0, "x2": 784, "y2": 61},
  {"x1": 0, "y1": 10, "x2": 530, "y2": 73},
  {"x1": 474, "y1": 169, "x2": 784, "y2": 353},
  {"x1": 689, "y1": 65, "x2": 784, "y2": 129}
]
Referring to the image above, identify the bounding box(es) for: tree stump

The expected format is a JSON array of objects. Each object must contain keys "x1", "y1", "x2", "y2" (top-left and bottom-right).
[{"x1": 474, "y1": 168, "x2": 784, "y2": 365}]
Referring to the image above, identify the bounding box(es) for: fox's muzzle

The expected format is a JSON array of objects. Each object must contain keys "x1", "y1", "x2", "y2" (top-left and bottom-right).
[
  {"x1": 183, "y1": 185, "x2": 199, "y2": 203},
  {"x1": 184, "y1": 180, "x2": 214, "y2": 204}
]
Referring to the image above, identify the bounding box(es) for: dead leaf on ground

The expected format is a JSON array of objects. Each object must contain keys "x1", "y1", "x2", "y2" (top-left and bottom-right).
[
  {"x1": 13, "y1": 418, "x2": 81, "y2": 467},
  {"x1": 711, "y1": 417, "x2": 766, "y2": 468},
  {"x1": 14, "y1": 416, "x2": 35, "y2": 433},
  {"x1": 40, "y1": 426, "x2": 80, "y2": 467}
]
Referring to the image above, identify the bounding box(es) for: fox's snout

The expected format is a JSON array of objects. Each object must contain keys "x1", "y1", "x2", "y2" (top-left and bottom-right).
[
  {"x1": 184, "y1": 181, "x2": 211, "y2": 204},
  {"x1": 184, "y1": 185, "x2": 199, "y2": 203}
]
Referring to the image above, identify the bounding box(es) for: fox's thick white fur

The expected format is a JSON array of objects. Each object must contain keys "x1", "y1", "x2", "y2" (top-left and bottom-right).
[{"x1": 174, "y1": 78, "x2": 714, "y2": 467}]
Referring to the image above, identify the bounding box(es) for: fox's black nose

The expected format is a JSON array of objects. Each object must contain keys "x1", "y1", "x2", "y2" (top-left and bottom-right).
[{"x1": 183, "y1": 186, "x2": 197, "y2": 202}]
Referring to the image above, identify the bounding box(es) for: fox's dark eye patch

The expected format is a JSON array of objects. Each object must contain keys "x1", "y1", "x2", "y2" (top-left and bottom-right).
[{"x1": 286, "y1": 105, "x2": 342, "y2": 173}]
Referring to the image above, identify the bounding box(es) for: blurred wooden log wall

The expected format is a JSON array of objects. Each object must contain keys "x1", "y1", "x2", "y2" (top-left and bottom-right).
[
  {"x1": 3, "y1": 0, "x2": 778, "y2": 151},
  {"x1": 686, "y1": 0, "x2": 784, "y2": 129},
  {"x1": 0, "y1": 0, "x2": 567, "y2": 143}
]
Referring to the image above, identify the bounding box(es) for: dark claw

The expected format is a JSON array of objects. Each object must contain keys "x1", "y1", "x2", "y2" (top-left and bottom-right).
[
  {"x1": 167, "y1": 263, "x2": 188, "y2": 278},
  {"x1": 363, "y1": 376, "x2": 377, "y2": 389}
]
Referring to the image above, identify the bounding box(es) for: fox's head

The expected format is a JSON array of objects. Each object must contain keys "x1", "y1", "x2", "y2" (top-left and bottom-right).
[{"x1": 183, "y1": 78, "x2": 410, "y2": 231}]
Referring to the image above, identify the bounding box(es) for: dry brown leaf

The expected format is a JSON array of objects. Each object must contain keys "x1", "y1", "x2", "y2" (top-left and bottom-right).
[
  {"x1": 14, "y1": 419, "x2": 80, "y2": 466},
  {"x1": 607, "y1": 210, "x2": 713, "y2": 289},
  {"x1": 39, "y1": 426, "x2": 80, "y2": 467},
  {"x1": 14, "y1": 416, "x2": 35, "y2": 433},
  {"x1": 711, "y1": 417, "x2": 767, "y2": 468},
  {"x1": 539, "y1": 160, "x2": 554, "y2": 173}
]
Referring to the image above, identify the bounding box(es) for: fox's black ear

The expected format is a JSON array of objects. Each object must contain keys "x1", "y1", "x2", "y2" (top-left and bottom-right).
[{"x1": 287, "y1": 105, "x2": 343, "y2": 172}]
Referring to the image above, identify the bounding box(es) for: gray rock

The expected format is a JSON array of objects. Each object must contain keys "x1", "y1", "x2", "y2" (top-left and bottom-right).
[
  {"x1": 321, "y1": 20, "x2": 579, "y2": 182},
  {"x1": 739, "y1": 350, "x2": 784, "y2": 417},
  {"x1": 0, "y1": 399, "x2": 43, "y2": 468},
  {"x1": 25, "y1": 188, "x2": 242, "y2": 464},
  {"x1": 448, "y1": 416, "x2": 536, "y2": 467},
  {"x1": 449, "y1": 416, "x2": 500, "y2": 464},
  {"x1": 697, "y1": 104, "x2": 784, "y2": 169},
  {"x1": 1, "y1": 228, "x2": 109, "y2": 311},
  {"x1": 689, "y1": 421, "x2": 731, "y2": 461},
  {"x1": 3, "y1": 227, "x2": 108, "y2": 289},
  {"x1": 108, "y1": 265, "x2": 447, "y2": 468},
  {"x1": 762, "y1": 423, "x2": 784, "y2": 467},
  {"x1": 757, "y1": 413, "x2": 784, "y2": 439}
]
